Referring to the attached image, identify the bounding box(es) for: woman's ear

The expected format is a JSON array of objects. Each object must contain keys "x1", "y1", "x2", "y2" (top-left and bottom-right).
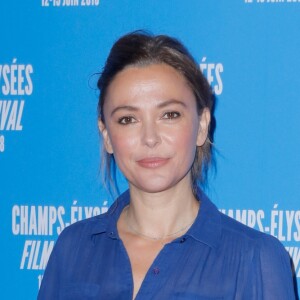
[
  {"x1": 98, "y1": 120, "x2": 113, "y2": 154},
  {"x1": 196, "y1": 108, "x2": 211, "y2": 147}
]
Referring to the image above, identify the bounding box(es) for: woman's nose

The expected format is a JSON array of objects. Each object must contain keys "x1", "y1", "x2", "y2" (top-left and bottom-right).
[{"x1": 141, "y1": 122, "x2": 161, "y2": 148}]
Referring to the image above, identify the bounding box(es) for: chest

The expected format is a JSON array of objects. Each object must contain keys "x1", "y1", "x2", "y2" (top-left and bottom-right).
[
  {"x1": 121, "y1": 237, "x2": 166, "y2": 299},
  {"x1": 60, "y1": 236, "x2": 255, "y2": 300}
]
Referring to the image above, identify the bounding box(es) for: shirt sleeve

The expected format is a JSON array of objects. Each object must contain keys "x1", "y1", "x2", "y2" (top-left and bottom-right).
[
  {"x1": 37, "y1": 219, "x2": 93, "y2": 300},
  {"x1": 256, "y1": 235, "x2": 296, "y2": 300},
  {"x1": 37, "y1": 236, "x2": 62, "y2": 300},
  {"x1": 37, "y1": 224, "x2": 76, "y2": 300}
]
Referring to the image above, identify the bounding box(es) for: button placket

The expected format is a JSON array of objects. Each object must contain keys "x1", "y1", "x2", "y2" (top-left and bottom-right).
[{"x1": 152, "y1": 267, "x2": 160, "y2": 275}]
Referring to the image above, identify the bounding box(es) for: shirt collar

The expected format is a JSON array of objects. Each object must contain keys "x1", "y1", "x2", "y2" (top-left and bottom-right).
[
  {"x1": 184, "y1": 188, "x2": 222, "y2": 249},
  {"x1": 90, "y1": 189, "x2": 221, "y2": 249},
  {"x1": 90, "y1": 190, "x2": 130, "y2": 236}
]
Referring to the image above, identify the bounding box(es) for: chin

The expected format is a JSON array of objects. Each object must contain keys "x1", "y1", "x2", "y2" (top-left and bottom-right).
[{"x1": 132, "y1": 179, "x2": 180, "y2": 194}]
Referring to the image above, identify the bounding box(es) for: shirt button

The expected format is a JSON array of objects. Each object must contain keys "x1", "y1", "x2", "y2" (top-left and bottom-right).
[
  {"x1": 180, "y1": 237, "x2": 186, "y2": 243},
  {"x1": 152, "y1": 267, "x2": 160, "y2": 275}
]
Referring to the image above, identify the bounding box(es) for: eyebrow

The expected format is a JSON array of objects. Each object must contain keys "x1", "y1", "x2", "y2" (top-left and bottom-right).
[
  {"x1": 110, "y1": 99, "x2": 187, "y2": 117},
  {"x1": 110, "y1": 105, "x2": 139, "y2": 117}
]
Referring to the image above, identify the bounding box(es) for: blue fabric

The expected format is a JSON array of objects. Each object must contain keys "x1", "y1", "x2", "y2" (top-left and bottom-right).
[{"x1": 38, "y1": 190, "x2": 296, "y2": 299}]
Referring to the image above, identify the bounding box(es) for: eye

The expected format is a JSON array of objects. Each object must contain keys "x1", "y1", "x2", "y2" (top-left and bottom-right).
[
  {"x1": 118, "y1": 116, "x2": 136, "y2": 125},
  {"x1": 162, "y1": 111, "x2": 181, "y2": 120}
]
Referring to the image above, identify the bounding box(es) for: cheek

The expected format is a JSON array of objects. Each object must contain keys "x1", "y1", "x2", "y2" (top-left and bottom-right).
[
  {"x1": 169, "y1": 123, "x2": 199, "y2": 150},
  {"x1": 109, "y1": 130, "x2": 138, "y2": 156}
]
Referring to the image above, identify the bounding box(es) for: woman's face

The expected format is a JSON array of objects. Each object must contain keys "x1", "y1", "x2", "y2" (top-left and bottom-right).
[{"x1": 100, "y1": 63, "x2": 210, "y2": 193}]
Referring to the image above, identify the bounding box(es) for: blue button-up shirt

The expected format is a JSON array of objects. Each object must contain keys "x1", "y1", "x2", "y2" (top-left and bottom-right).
[{"x1": 38, "y1": 190, "x2": 296, "y2": 299}]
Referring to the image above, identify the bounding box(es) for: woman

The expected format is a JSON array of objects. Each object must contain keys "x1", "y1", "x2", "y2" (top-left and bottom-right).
[{"x1": 38, "y1": 32, "x2": 296, "y2": 299}]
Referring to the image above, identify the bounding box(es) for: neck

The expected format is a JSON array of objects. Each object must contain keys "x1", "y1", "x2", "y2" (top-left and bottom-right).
[{"x1": 126, "y1": 180, "x2": 199, "y2": 239}]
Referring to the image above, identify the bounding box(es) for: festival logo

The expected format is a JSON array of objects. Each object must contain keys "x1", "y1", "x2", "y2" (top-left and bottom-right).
[
  {"x1": 221, "y1": 204, "x2": 300, "y2": 277},
  {"x1": 0, "y1": 58, "x2": 33, "y2": 153},
  {"x1": 12, "y1": 199, "x2": 109, "y2": 288},
  {"x1": 41, "y1": 0, "x2": 100, "y2": 7},
  {"x1": 200, "y1": 57, "x2": 224, "y2": 96},
  {"x1": 245, "y1": 0, "x2": 300, "y2": 4}
]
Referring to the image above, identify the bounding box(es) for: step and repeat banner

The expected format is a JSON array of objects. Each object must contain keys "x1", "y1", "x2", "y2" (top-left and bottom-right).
[{"x1": 1, "y1": 1, "x2": 299, "y2": 298}]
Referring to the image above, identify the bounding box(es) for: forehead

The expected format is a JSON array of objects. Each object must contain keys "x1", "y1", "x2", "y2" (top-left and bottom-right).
[{"x1": 105, "y1": 63, "x2": 195, "y2": 106}]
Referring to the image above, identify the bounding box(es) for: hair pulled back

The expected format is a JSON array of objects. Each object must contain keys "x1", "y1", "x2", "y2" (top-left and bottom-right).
[{"x1": 97, "y1": 31, "x2": 214, "y2": 194}]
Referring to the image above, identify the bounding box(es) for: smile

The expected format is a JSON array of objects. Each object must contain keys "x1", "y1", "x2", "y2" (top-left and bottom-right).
[{"x1": 136, "y1": 157, "x2": 170, "y2": 169}]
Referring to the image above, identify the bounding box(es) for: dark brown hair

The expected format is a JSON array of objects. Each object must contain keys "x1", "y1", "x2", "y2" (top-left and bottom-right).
[{"x1": 97, "y1": 31, "x2": 214, "y2": 195}]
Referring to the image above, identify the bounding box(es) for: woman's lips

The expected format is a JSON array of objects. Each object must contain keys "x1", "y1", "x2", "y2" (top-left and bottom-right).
[{"x1": 136, "y1": 157, "x2": 169, "y2": 168}]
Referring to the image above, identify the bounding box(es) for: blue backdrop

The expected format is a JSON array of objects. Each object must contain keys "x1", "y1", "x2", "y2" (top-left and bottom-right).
[{"x1": 1, "y1": 1, "x2": 299, "y2": 298}]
